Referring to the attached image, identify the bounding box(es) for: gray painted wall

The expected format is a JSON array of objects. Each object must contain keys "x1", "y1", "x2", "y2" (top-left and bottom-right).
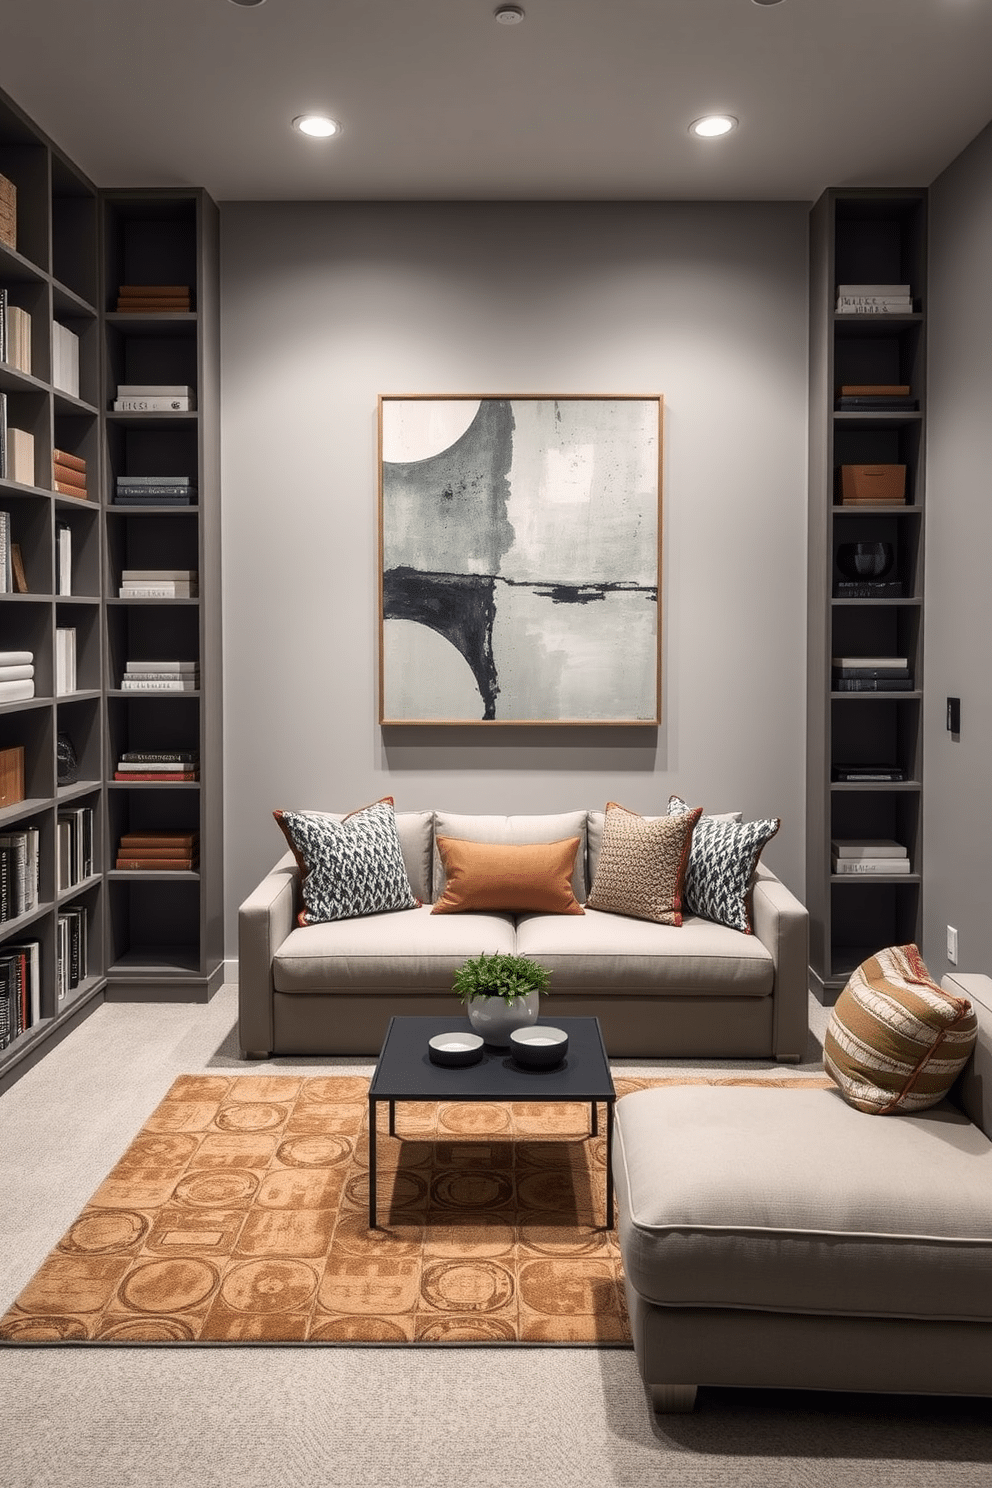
[
  {"x1": 218, "y1": 201, "x2": 809, "y2": 952},
  {"x1": 924, "y1": 124, "x2": 992, "y2": 979}
]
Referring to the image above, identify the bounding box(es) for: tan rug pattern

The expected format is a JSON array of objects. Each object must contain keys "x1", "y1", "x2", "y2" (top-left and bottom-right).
[{"x1": 0, "y1": 1072, "x2": 833, "y2": 1345}]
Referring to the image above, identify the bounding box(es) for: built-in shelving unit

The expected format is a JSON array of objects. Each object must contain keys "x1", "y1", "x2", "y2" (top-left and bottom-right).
[
  {"x1": 807, "y1": 188, "x2": 928, "y2": 1000},
  {"x1": 0, "y1": 81, "x2": 222, "y2": 1091}
]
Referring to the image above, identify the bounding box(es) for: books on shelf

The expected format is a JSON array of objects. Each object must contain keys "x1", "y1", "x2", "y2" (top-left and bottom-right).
[
  {"x1": 55, "y1": 627, "x2": 77, "y2": 696},
  {"x1": 0, "y1": 292, "x2": 32, "y2": 375},
  {"x1": 0, "y1": 744, "x2": 25, "y2": 807},
  {"x1": 114, "y1": 474, "x2": 195, "y2": 506},
  {"x1": 56, "y1": 521, "x2": 71, "y2": 595},
  {"x1": 56, "y1": 907, "x2": 87, "y2": 1000},
  {"x1": 832, "y1": 656, "x2": 912, "y2": 691},
  {"x1": 116, "y1": 285, "x2": 192, "y2": 313},
  {"x1": 56, "y1": 805, "x2": 94, "y2": 891},
  {"x1": 53, "y1": 448, "x2": 88, "y2": 499},
  {"x1": 116, "y1": 829, "x2": 199, "y2": 871},
  {"x1": 120, "y1": 658, "x2": 200, "y2": 692},
  {"x1": 835, "y1": 580, "x2": 903, "y2": 599},
  {"x1": 0, "y1": 173, "x2": 15, "y2": 250},
  {"x1": 52, "y1": 321, "x2": 80, "y2": 397},
  {"x1": 113, "y1": 384, "x2": 195, "y2": 413},
  {"x1": 119, "y1": 568, "x2": 198, "y2": 599},
  {"x1": 115, "y1": 750, "x2": 199, "y2": 782},
  {"x1": 0, "y1": 940, "x2": 41, "y2": 1047},
  {"x1": 832, "y1": 838, "x2": 911, "y2": 875},
  {"x1": 0, "y1": 826, "x2": 40, "y2": 921},
  {"x1": 832, "y1": 763, "x2": 906, "y2": 782},
  {"x1": 836, "y1": 284, "x2": 914, "y2": 313}
]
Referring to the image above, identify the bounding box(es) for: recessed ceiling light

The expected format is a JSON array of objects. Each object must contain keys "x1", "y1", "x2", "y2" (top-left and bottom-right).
[
  {"x1": 494, "y1": 6, "x2": 525, "y2": 23},
  {"x1": 292, "y1": 115, "x2": 341, "y2": 139},
  {"x1": 689, "y1": 115, "x2": 738, "y2": 139}
]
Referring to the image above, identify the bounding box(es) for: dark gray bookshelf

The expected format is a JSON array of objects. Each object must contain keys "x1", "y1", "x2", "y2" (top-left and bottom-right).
[{"x1": 807, "y1": 188, "x2": 928, "y2": 1000}]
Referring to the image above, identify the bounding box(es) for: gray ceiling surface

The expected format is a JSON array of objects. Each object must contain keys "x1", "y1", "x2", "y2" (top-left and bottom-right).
[{"x1": 1, "y1": 0, "x2": 991, "y2": 201}]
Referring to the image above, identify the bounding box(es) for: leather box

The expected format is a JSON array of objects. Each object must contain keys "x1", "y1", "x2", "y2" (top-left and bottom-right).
[
  {"x1": 839, "y1": 464, "x2": 907, "y2": 505},
  {"x1": 0, "y1": 744, "x2": 25, "y2": 808}
]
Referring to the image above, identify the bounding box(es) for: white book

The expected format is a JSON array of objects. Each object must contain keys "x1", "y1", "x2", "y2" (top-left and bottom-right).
[
  {"x1": 115, "y1": 384, "x2": 194, "y2": 397},
  {"x1": 120, "y1": 671, "x2": 199, "y2": 682},
  {"x1": 113, "y1": 396, "x2": 194, "y2": 412},
  {"x1": 119, "y1": 585, "x2": 198, "y2": 599},
  {"x1": 833, "y1": 657, "x2": 908, "y2": 669},
  {"x1": 831, "y1": 839, "x2": 907, "y2": 860},
  {"x1": 53, "y1": 322, "x2": 80, "y2": 397},
  {"x1": 837, "y1": 284, "x2": 911, "y2": 296},
  {"x1": 833, "y1": 858, "x2": 912, "y2": 875},
  {"x1": 121, "y1": 569, "x2": 197, "y2": 581},
  {"x1": 7, "y1": 305, "x2": 31, "y2": 374},
  {"x1": 116, "y1": 759, "x2": 199, "y2": 771},
  {"x1": 126, "y1": 660, "x2": 198, "y2": 672},
  {"x1": 9, "y1": 427, "x2": 34, "y2": 484}
]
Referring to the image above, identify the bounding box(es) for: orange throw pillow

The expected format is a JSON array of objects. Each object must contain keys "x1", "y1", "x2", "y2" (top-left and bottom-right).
[{"x1": 431, "y1": 836, "x2": 584, "y2": 915}]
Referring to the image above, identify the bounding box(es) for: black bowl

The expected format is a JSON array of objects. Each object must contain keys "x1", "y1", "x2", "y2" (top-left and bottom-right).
[
  {"x1": 428, "y1": 1031, "x2": 484, "y2": 1067},
  {"x1": 509, "y1": 1026, "x2": 569, "y2": 1069},
  {"x1": 836, "y1": 541, "x2": 894, "y2": 580}
]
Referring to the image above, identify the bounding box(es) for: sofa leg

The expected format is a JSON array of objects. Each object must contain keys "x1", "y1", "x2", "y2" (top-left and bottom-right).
[
  {"x1": 240, "y1": 1050, "x2": 271, "y2": 1060},
  {"x1": 649, "y1": 1384, "x2": 697, "y2": 1414}
]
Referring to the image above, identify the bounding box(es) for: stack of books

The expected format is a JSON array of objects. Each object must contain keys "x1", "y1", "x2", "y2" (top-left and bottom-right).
[
  {"x1": 52, "y1": 322, "x2": 80, "y2": 397},
  {"x1": 832, "y1": 763, "x2": 906, "y2": 783},
  {"x1": 114, "y1": 750, "x2": 200, "y2": 783},
  {"x1": 0, "y1": 825, "x2": 40, "y2": 920},
  {"x1": 832, "y1": 839, "x2": 911, "y2": 876},
  {"x1": 116, "y1": 830, "x2": 199, "y2": 872},
  {"x1": 0, "y1": 649, "x2": 34, "y2": 703},
  {"x1": 836, "y1": 284, "x2": 914, "y2": 314},
  {"x1": 114, "y1": 474, "x2": 195, "y2": 507},
  {"x1": 56, "y1": 521, "x2": 71, "y2": 595},
  {"x1": 0, "y1": 172, "x2": 15, "y2": 250},
  {"x1": 0, "y1": 940, "x2": 41, "y2": 1046},
  {"x1": 116, "y1": 285, "x2": 192, "y2": 313},
  {"x1": 53, "y1": 448, "x2": 88, "y2": 498},
  {"x1": 835, "y1": 383, "x2": 918, "y2": 412},
  {"x1": 113, "y1": 384, "x2": 195, "y2": 413},
  {"x1": 0, "y1": 291, "x2": 31, "y2": 373},
  {"x1": 56, "y1": 908, "x2": 87, "y2": 1000},
  {"x1": 832, "y1": 656, "x2": 912, "y2": 693},
  {"x1": 55, "y1": 627, "x2": 77, "y2": 696},
  {"x1": 120, "y1": 660, "x2": 199, "y2": 693},
  {"x1": 56, "y1": 804, "x2": 94, "y2": 890},
  {"x1": 119, "y1": 569, "x2": 198, "y2": 599}
]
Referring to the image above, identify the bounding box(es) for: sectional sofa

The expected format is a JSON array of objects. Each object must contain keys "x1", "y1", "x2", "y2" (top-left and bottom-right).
[{"x1": 238, "y1": 807, "x2": 809, "y2": 1061}]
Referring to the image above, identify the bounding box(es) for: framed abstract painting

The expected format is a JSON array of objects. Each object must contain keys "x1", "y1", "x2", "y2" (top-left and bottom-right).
[{"x1": 378, "y1": 394, "x2": 663, "y2": 725}]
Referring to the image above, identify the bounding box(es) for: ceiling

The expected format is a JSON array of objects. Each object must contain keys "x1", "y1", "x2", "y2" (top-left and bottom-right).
[{"x1": 1, "y1": 0, "x2": 991, "y2": 202}]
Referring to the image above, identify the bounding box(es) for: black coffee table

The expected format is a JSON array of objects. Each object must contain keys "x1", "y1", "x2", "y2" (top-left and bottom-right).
[{"x1": 367, "y1": 1014, "x2": 616, "y2": 1230}]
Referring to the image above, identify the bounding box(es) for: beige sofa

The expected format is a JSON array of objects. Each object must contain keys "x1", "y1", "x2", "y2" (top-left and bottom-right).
[
  {"x1": 238, "y1": 808, "x2": 808, "y2": 1061},
  {"x1": 613, "y1": 972, "x2": 992, "y2": 1410}
]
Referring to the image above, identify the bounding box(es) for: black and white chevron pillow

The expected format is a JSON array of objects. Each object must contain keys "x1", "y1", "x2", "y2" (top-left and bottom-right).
[
  {"x1": 274, "y1": 798, "x2": 419, "y2": 924},
  {"x1": 668, "y1": 796, "x2": 779, "y2": 933}
]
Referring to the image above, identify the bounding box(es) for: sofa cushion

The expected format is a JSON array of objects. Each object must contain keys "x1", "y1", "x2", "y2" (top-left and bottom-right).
[
  {"x1": 432, "y1": 810, "x2": 589, "y2": 903},
  {"x1": 514, "y1": 906, "x2": 774, "y2": 996},
  {"x1": 668, "y1": 796, "x2": 779, "y2": 933},
  {"x1": 613, "y1": 1083, "x2": 992, "y2": 1322},
  {"x1": 824, "y1": 944, "x2": 979, "y2": 1115},
  {"x1": 586, "y1": 801, "x2": 701, "y2": 925},
  {"x1": 273, "y1": 903, "x2": 516, "y2": 994},
  {"x1": 432, "y1": 836, "x2": 584, "y2": 915},
  {"x1": 273, "y1": 798, "x2": 419, "y2": 925},
  {"x1": 587, "y1": 807, "x2": 741, "y2": 887}
]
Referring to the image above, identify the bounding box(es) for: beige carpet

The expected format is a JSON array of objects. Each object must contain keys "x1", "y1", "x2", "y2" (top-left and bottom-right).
[{"x1": 0, "y1": 1071, "x2": 833, "y2": 1346}]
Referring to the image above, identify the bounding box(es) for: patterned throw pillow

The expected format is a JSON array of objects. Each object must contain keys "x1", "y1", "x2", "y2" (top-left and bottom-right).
[
  {"x1": 431, "y1": 836, "x2": 584, "y2": 915},
  {"x1": 273, "y1": 798, "x2": 419, "y2": 925},
  {"x1": 668, "y1": 795, "x2": 779, "y2": 933},
  {"x1": 586, "y1": 801, "x2": 702, "y2": 925},
  {"x1": 824, "y1": 944, "x2": 978, "y2": 1115}
]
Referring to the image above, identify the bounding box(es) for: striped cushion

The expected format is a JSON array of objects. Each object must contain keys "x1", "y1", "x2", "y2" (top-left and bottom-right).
[
  {"x1": 824, "y1": 944, "x2": 978, "y2": 1114},
  {"x1": 586, "y1": 801, "x2": 702, "y2": 925}
]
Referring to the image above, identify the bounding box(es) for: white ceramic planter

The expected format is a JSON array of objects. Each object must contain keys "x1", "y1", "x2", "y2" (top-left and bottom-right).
[{"x1": 465, "y1": 990, "x2": 540, "y2": 1046}]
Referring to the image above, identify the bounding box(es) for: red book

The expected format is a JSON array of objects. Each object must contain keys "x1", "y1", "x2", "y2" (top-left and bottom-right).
[
  {"x1": 55, "y1": 480, "x2": 88, "y2": 498},
  {"x1": 53, "y1": 462, "x2": 87, "y2": 490},
  {"x1": 53, "y1": 449, "x2": 86, "y2": 474},
  {"x1": 115, "y1": 857, "x2": 198, "y2": 871},
  {"x1": 114, "y1": 771, "x2": 199, "y2": 782}
]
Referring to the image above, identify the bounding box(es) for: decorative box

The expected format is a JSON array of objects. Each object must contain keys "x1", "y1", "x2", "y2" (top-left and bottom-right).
[{"x1": 839, "y1": 464, "x2": 907, "y2": 505}]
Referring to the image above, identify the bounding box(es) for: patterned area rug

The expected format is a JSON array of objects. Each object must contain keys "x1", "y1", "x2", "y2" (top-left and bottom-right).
[{"x1": 0, "y1": 1072, "x2": 832, "y2": 1346}]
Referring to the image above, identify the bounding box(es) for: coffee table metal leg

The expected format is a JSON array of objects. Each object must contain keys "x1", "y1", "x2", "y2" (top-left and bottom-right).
[
  {"x1": 605, "y1": 1099, "x2": 615, "y2": 1229},
  {"x1": 368, "y1": 1095, "x2": 378, "y2": 1230}
]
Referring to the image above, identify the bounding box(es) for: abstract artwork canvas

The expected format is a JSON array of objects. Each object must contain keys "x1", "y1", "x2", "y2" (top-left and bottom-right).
[{"x1": 378, "y1": 395, "x2": 662, "y2": 725}]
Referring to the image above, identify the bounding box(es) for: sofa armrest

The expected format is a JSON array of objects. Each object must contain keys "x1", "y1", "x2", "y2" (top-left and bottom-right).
[
  {"x1": 237, "y1": 850, "x2": 299, "y2": 1058},
  {"x1": 943, "y1": 973, "x2": 992, "y2": 1139},
  {"x1": 751, "y1": 863, "x2": 809, "y2": 1061}
]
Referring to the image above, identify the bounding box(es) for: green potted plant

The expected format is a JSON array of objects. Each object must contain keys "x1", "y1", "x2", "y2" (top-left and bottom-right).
[{"x1": 453, "y1": 951, "x2": 551, "y2": 1045}]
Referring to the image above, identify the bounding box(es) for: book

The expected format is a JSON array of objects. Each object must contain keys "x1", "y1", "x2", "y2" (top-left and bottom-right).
[
  {"x1": 113, "y1": 396, "x2": 194, "y2": 412},
  {"x1": 0, "y1": 172, "x2": 15, "y2": 250},
  {"x1": 121, "y1": 569, "x2": 197, "y2": 581},
  {"x1": 833, "y1": 666, "x2": 910, "y2": 680},
  {"x1": 10, "y1": 542, "x2": 27, "y2": 593},
  {"x1": 115, "y1": 474, "x2": 191, "y2": 486},
  {"x1": 118, "y1": 833, "x2": 198, "y2": 849},
  {"x1": 120, "y1": 679, "x2": 198, "y2": 691},
  {"x1": 831, "y1": 839, "x2": 907, "y2": 859},
  {"x1": 6, "y1": 941, "x2": 40, "y2": 1028},
  {"x1": 52, "y1": 321, "x2": 80, "y2": 397},
  {"x1": 114, "y1": 772, "x2": 199, "y2": 782},
  {"x1": 54, "y1": 480, "x2": 89, "y2": 500},
  {"x1": 0, "y1": 745, "x2": 25, "y2": 807},
  {"x1": 119, "y1": 750, "x2": 199, "y2": 763},
  {"x1": 836, "y1": 398, "x2": 918, "y2": 412},
  {"x1": 115, "y1": 385, "x2": 194, "y2": 398},
  {"x1": 9, "y1": 427, "x2": 35, "y2": 485},
  {"x1": 832, "y1": 764, "x2": 906, "y2": 782},
  {"x1": 836, "y1": 284, "x2": 911, "y2": 296},
  {"x1": 834, "y1": 677, "x2": 914, "y2": 692},
  {"x1": 125, "y1": 660, "x2": 199, "y2": 672},
  {"x1": 55, "y1": 627, "x2": 76, "y2": 696},
  {"x1": 0, "y1": 507, "x2": 9, "y2": 593},
  {"x1": 834, "y1": 580, "x2": 903, "y2": 599},
  {"x1": 53, "y1": 461, "x2": 87, "y2": 491},
  {"x1": 54, "y1": 448, "x2": 86, "y2": 474},
  {"x1": 115, "y1": 858, "x2": 198, "y2": 870},
  {"x1": 836, "y1": 299, "x2": 913, "y2": 314},
  {"x1": 56, "y1": 522, "x2": 71, "y2": 596},
  {"x1": 119, "y1": 585, "x2": 198, "y2": 599},
  {"x1": 832, "y1": 858, "x2": 912, "y2": 875},
  {"x1": 5, "y1": 304, "x2": 31, "y2": 374},
  {"x1": 119, "y1": 671, "x2": 200, "y2": 682},
  {"x1": 833, "y1": 657, "x2": 908, "y2": 669}
]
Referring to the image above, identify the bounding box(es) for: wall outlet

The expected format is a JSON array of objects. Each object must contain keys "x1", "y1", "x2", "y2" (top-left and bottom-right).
[{"x1": 947, "y1": 926, "x2": 959, "y2": 965}]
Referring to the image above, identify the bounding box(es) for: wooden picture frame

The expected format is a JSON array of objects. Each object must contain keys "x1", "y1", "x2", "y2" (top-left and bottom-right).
[{"x1": 378, "y1": 394, "x2": 662, "y2": 726}]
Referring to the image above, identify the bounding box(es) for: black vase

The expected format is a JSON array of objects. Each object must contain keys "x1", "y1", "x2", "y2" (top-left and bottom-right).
[
  {"x1": 836, "y1": 541, "x2": 894, "y2": 580},
  {"x1": 56, "y1": 732, "x2": 80, "y2": 786}
]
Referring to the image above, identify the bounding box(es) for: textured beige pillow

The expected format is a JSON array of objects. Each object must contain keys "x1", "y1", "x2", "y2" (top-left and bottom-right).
[
  {"x1": 824, "y1": 944, "x2": 978, "y2": 1114},
  {"x1": 586, "y1": 801, "x2": 702, "y2": 925},
  {"x1": 431, "y1": 836, "x2": 584, "y2": 915}
]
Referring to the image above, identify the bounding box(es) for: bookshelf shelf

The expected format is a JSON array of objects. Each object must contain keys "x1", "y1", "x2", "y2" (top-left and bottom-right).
[{"x1": 808, "y1": 188, "x2": 928, "y2": 1002}]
